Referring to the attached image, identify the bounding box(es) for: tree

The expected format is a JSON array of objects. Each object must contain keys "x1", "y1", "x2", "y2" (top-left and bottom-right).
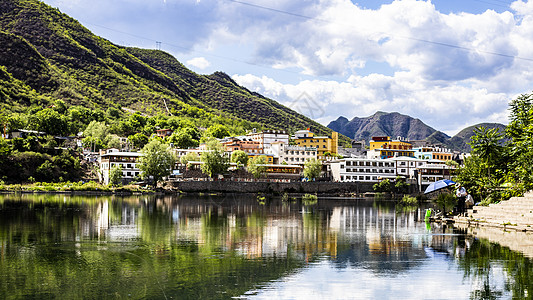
[
  {"x1": 247, "y1": 156, "x2": 268, "y2": 179},
  {"x1": 27, "y1": 108, "x2": 69, "y2": 136},
  {"x1": 180, "y1": 152, "x2": 199, "y2": 167},
  {"x1": 138, "y1": 139, "x2": 175, "y2": 187},
  {"x1": 84, "y1": 121, "x2": 109, "y2": 142},
  {"x1": 128, "y1": 132, "x2": 149, "y2": 149},
  {"x1": 200, "y1": 138, "x2": 229, "y2": 178},
  {"x1": 231, "y1": 150, "x2": 248, "y2": 167},
  {"x1": 205, "y1": 124, "x2": 230, "y2": 139},
  {"x1": 168, "y1": 130, "x2": 198, "y2": 149},
  {"x1": 303, "y1": 158, "x2": 322, "y2": 180},
  {"x1": 109, "y1": 164, "x2": 123, "y2": 186},
  {"x1": 373, "y1": 179, "x2": 392, "y2": 193}
]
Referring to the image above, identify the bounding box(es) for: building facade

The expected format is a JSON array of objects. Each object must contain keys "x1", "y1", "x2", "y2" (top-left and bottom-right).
[
  {"x1": 268, "y1": 142, "x2": 318, "y2": 165},
  {"x1": 330, "y1": 158, "x2": 396, "y2": 182},
  {"x1": 99, "y1": 149, "x2": 143, "y2": 185},
  {"x1": 246, "y1": 130, "x2": 289, "y2": 150},
  {"x1": 292, "y1": 129, "x2": 338, "y2": 158}
]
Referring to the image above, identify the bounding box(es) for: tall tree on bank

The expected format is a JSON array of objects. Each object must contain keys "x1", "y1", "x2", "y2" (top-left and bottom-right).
[
  {"x1": 303, "y1": 158, "x2": 322, "y2": 181},
  {"x1": 138, "y1": 139, "x2": 175, "y2": 187},
  {"x1": 247, "y1": 156, "x2": 267, "y2": 179},
  {"x1": 200, "y1": 138, "x2": 229, "y2": 178}
]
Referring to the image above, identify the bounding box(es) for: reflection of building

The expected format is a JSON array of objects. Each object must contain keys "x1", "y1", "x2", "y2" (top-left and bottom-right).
[{"x1": 98, "y1": 149, "x2": 143, "y2": 185}]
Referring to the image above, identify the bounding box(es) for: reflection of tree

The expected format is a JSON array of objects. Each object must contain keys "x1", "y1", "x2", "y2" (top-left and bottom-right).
[{"x1": 457, "y1": 238, "x2": 532, "y2": 300}]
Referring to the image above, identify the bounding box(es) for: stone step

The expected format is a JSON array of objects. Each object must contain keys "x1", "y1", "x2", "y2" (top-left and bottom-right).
[
  {"x1": 469, "y1": 214, "x2": 533, "y2": 223},
  {"x1": 470, "y1": 211, "x2": 533, "y2": 219}
]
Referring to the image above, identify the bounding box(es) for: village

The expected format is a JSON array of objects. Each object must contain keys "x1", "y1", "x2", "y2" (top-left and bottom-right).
[{"x1": 93, "y1": 127, "x2": 462, "y2": 191}]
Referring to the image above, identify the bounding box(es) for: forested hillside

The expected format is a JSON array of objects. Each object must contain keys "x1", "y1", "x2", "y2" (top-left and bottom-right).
[{"x1": 0, "y1": 0, "x2": 339, "y2": 139}]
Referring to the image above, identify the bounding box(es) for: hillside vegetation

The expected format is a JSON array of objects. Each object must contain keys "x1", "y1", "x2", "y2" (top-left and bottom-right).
[{"x1": 0, "y1": 0, "x2": 342, "y2": 140}]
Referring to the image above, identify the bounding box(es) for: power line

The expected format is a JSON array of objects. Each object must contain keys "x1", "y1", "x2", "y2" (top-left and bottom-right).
[{"x1": 226, "y1": 0, "x2": 533, "y2": 62}]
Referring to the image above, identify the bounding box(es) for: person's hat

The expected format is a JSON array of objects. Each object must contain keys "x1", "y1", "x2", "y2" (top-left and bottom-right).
[{"x1": 455, "y1": 183, "x2": 461, "y2": 188}]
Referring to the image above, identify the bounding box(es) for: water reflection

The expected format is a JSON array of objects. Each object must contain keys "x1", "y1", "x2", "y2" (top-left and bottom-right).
[{"x1": 0, "y1": 194, "x2": 531, "y2": 299}]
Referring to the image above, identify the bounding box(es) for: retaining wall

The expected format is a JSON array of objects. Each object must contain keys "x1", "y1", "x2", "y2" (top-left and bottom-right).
[{"x1": 170, "y1": 181, "x2": 376, "y2": 194}]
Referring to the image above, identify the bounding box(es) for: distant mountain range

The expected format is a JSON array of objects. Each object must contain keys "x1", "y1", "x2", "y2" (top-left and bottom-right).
[{"x1": 327, "y1": 112, "x2": 506, "y2": 152}]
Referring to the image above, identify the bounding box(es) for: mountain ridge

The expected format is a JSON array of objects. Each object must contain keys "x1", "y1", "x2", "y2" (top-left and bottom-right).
[
  {"x1": 0, "y1": 0, "x2": 346, "y2": 141},
  {"x1": 328, "y1": 112, "x2": 506, "y2": 152}
]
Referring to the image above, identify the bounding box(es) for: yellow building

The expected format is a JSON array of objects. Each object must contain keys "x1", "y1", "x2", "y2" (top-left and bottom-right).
[
  {"x1": 368, "y1": 136, "x2": 414, "y2": 159},
  {"x1": 293, "y1": 129, "x2": 338, "y2": 158}
]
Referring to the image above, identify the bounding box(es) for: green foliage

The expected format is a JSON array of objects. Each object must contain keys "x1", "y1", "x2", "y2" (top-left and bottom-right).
[
  {"x1": 180, "y1": 152, "x2": 199, "y2": 166},
  {"x1": 373, "y1": 179, "x2": 392, "y2": 193},
  {"x1": 138, "y1": 139, "x2": 175, "y2": 187},
  {"x1": 200, "y1": 139, "x2": 229, "y2": 178},
  {"x1": 167, "y1": 129, "x2": 198, "y2": 149},
  {"x1": 435, "y1": 192, "x2": 457, "y2": 214},
  {"x1": 128, "y1": 132, "x2": 149, "y2": 149},
  {"x1": 303, "y1": 158, "x2": 322, "y2": 180},
  {"x1": 394, "y1": 176, "x2": 409, "y2": 194},
  {"x1": 205, "y1": 124, "x2": 230, "y2": 139},
  {"x1": 399, "y1": 195, "x2": 418, "y2": 206},
  {"x1": 27, "y1": 108, "x2": 70, "y2": 135},
  {"x1": 247, "y1": 156, "x2": 268, "y2": 179},
  {"x1": 230, "y1": 150, "x2": 248, "y2": 167},
  {"x1": 109, "y1": 164, "x2": 123, "y2": 186}
]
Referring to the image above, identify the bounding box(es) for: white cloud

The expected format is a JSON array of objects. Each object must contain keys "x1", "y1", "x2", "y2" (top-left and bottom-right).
[{"x1": 186, "y1": 57, "x2": 210, "y2": 70}]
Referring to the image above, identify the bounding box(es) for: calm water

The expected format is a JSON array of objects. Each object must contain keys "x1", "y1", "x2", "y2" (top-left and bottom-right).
[{"x1": 0, "y1": 194, "x2": 531, "y2": 300}]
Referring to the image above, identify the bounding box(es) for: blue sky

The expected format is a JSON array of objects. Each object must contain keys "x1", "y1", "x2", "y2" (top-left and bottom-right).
[{"x1": 43, "y1": 0, "x2": 533, "y2": 135}]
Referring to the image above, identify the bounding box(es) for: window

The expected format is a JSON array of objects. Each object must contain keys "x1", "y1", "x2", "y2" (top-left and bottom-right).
[
  {"x1": 127, "y1": 172, "x2": 131, "y2": 177},
  {"x1": 340, "y1": 176, "x2": 344, "y2": 181},
  {"x1": 340, "y1": 164, "x2": 345, "y2": 169}
]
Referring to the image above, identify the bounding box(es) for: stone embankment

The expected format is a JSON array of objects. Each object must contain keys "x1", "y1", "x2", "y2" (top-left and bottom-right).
[
  {"x1": 455, "y1": 192, "x2": 533, "y2": 232},
  {"x1": 170, "y1": 180, "x2": 376, "y2": 195}
]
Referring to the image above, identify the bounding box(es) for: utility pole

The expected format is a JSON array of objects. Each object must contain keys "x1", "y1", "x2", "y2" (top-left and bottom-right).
[{"x1": 156, "y1": 41, "x2": 161, "y2": 50}]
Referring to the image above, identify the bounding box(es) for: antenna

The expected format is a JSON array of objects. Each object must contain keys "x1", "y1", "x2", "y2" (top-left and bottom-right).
[{"x1": 156, "y1": 41, "x2": 161, "y2": 50}]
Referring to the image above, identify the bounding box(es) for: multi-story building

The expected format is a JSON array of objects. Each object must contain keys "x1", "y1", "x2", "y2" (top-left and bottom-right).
[
  {"x1": 417, "y1": 160, "x2": 454, "y2": 186},
  {"x1": 99, "y1": 149, "x2": 143, "y2": 185},
  {"x1": 267, "y1": 142, "x2": 317, "y2": 165},
  {"x1": 330, "y1": 158, "x2": 396, "y2": 182},
  {"x1": 413, "y1": 147, "x2": 453, "y2": 161},
  {"x1": 292, "y1": 129, "x2": 338, "y2": 158},
  {"x1": 221, "y1": 137, "x2": 263, "y2": 154},
  {"x1": 246, "y1": 129, "x2": 289, "y2": 150},
  {"x1": 389, "y1": 157, "x2": 425, "y2": 179},
  {"x1": 367, "y1": 136, "x2": 415, "y2": 159}
]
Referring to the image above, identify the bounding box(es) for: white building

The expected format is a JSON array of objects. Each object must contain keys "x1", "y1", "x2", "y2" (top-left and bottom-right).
[
  {"x1": 246, "y1": 129, "x2": 289, "y2": 150},
  {"x1": 389, "y1": 157, "x2": 426, "y2": 179},
  {"x1": 330, "y1": 158, "x2": 396, "y2": 182},
  {"x1": 99, "y1": 149, "x2": 143, "y2": 185},
  {"x1": 267, "y1": 142, "x2": 318, "y2": 165}
]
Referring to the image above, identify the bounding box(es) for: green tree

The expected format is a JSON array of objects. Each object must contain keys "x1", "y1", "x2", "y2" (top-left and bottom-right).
[
  {"x1": 168, "y1": 130, "x2": 198, "y2": 149},
  {"x1": 84, "y1": 121, "x2": 109, "y2": 142},
  {"x1": 205, "y1": 124, "x2": 230, "y2": 139},
  {"x1": 180, "y1": 152, "x2": 199, "y2": 167},
  {"x1": 109, "y1": 164, "x2": 123, "y2": 186},
  {"x1": 200, "y1": 138, "x2": 229, "y2": 178},
  {"x1": 138, "y1": 139, "x2": 176, "y2": 187},
  {"x1": 128, "y1": 132, "x2": 149, "y2": 149},
  {"x1": 373, "y1": 179, "x2": 392, "y2": 193},
  {"x1": 27, "y1": 108, "x2": 69, "y2": 136},
  {"x1": 303, "y1": 158, "x2": 322, "y2": 180},
  {"x1": 247, "y1": 156, "x2": 268, "y2": 179},
  {"x1": 231, "y1": 150, "x2": 248, "y2": 167}
]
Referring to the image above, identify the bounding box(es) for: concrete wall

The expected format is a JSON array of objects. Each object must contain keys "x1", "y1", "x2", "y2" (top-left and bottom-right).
[{"x1": 170, "y1": 181, "x2": 376, "y2": 194}]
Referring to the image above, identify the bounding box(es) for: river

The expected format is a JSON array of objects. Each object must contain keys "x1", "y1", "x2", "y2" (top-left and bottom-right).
[{"x1": 0, "y1": 194, "x2": 531, "y2": 299}]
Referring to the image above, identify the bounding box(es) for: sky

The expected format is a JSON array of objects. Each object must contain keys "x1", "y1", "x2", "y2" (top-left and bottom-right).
[{"x1": 41, "y1": 0, "x2": 533, "y2": 136}]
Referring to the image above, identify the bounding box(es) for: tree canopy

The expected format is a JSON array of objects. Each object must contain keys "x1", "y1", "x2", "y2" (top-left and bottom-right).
[{"x1": 138, "y1": 139, "x2": 175, "y2": 187}]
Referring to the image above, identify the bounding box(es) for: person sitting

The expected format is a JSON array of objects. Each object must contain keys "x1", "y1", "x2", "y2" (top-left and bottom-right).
[{"x1": 455, "y1": 183, "x2": 467, "y2": 215}]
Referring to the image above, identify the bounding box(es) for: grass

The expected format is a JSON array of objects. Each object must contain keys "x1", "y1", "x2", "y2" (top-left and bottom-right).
[{"x1": 0, "y1": 181, "x2": 154, "y2": 193}]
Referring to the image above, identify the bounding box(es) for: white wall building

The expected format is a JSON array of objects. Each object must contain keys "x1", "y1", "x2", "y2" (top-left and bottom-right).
[
  {"x1": 267, "y1": 142, "x2": 317, "y2": 165},
  {"x1": 247, "y1": 130, "x2": 289, "y2": 150},
  {"x1": 330, "y1": 158, "x2": 396, "y2": 182},
  {"x1": 99, "y1": 149, "x2": 143, "y2": 185}
]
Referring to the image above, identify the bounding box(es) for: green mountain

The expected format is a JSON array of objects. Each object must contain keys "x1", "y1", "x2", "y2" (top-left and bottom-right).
[
  {"x1": 446, "y1": 123, "x2": 507, "y2": 153},
  {"x1": 0, "y1": 0, "x2": 340, "y2": 139},
  {"x1": 328, "y1": 112, "x2": 506, "y2": 152}
]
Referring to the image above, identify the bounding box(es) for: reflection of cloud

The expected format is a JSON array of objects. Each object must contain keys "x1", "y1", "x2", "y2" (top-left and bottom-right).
[{"x1": 187, "y1": 57, "x2": 210, "y2": 70}]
